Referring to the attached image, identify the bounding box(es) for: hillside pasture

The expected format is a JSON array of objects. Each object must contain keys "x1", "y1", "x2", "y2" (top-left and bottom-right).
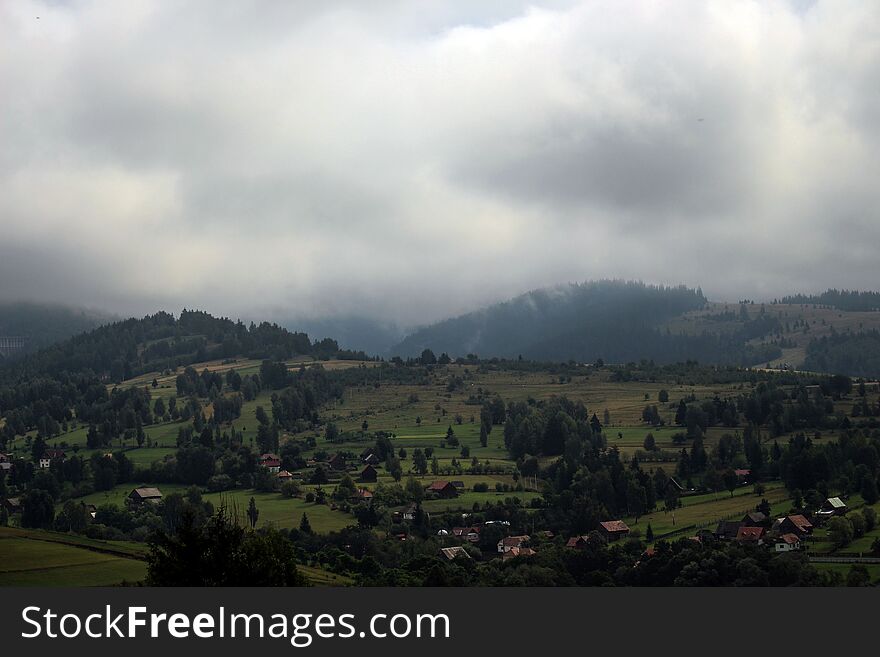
[{"x1": 0, "y1": 527, "x2": 146, "y2": 586}]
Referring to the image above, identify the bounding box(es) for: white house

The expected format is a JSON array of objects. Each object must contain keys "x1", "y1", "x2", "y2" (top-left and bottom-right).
[
  {"x1": 774, "y1": 533, "x2": 801, "y2": 552},
  {"x1": 497, "y1": 535, "x2": 530, "y2": 553}
]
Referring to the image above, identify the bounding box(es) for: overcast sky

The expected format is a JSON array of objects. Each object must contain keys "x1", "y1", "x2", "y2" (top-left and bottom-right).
[{"x1": 1, "y1": 0, "x2": 878, "y2": 327}]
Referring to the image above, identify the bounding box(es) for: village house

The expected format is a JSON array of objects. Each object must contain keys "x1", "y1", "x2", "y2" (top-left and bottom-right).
[
  {"x1": 38, "y1": 448, "x2": 66, "y2": 469},
  {"x1": 774, "y1": 533, "x2": 801, "y2": 552},
  {"x1": 566, "y1": 535, "x2": 590, "y2": 549},
  {"x1": 734, "y1": 468, "x2": 752, "y2": 484},
  {"x1": 452, "y1": 526, "x2": 480, "y2": 543},
  {"x1": 127, "y1": 487, "x2": 163, "y2": 506},
  {"x1": 403, "y1": 503, "x2": 419, "y2": 521},
  {"x1": 440, "y1": 546, "x2": 471, "y2": 561},
  {"x1": 327, "y1": 453, "x2": 346, "y2": 471},
  {"x1": 353, "y1": 488, "x2": 373, "y2": 503},
  {"x1": 359, "y1": 464, "x2": 378, "y2": 483},
  {"x1": 450, "y1": 480, "x2": 465, "y2": 491},
  {"x1": 775, "y1": 514, "x2": 814, "y2": 537},
  {"x1": 497, "y1": 535, "x2": 531, "y2": 553},
  {"x1": 735, "y1": 526, "x2": 765, "y2": 545},
  {"x1": 0, "y1": 454, "x2": 10, "y2": 473},
  {"x1": 1, "y1": 497, "x2": 22, "y2": 515},
  {"x1": 598, "y1": 520, "x2": 630, "y2": 542},
  {"x1": 260, "y1": 453, "x2": 281, "y2": 473},
  {"x1": 502, "y1": 546, "x2": 536, "y2": 561},
  {"x1": 362, "y1": 453, "x2": 380, "y2": 466},
  {"x1": 276, "y1": 470, "x2": 293, "y2": 481},
  {"x1": 426, "y1": 480, "x2": 458, "y2": 498}
]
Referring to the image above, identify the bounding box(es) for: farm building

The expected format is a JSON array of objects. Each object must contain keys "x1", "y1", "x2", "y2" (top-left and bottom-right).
[
  {"x1": 497, "y1": 535, "x2": 530, "y2": 553},
  {"x1": 440, "y1": 546, "x2": 471, "y2": 561},
  {"x1": 664, "y1": 476, "x2": 685, "y2": 494},
  {"x1": 426, "y1": 481, "x2": 458, "y2": 498},
  {"x1": 359, "y1": 465, "x2": 378, "y2": 483},
  {"x1": 362, "y1": 453, "x2": 380, "y2": 466},
  {"x1": 715, "y1": 520, "x2": 743, "y2": 540},
  {"x1": 818, "y1": 497, "x2": 847, "y2": 516},
  {"x1": 742, "y1": 511, "x2": 769, "y2": 527},
  {"x1": 598, "y1": 520, "x2": 630, "y2": 541},
  {"x1": 128, "y1": 487, "x2": 163, "y2": 505},
  {"x1": 2, "y1": 497, "x2": 22, "y2": 514},
  {"x1": 327, "y1": 453, "x2": 346, "y2": 471}
]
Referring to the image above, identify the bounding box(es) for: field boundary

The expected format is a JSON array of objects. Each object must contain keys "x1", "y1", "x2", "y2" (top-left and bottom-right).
[{"x1": 0, "y1": 528, "x2": 148, "y2": 562}]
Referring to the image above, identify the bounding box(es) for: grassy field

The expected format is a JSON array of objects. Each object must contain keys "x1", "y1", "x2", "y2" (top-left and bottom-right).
[
  {"x1": 663, "y1": 301, "x2": 880, "y2": 370},
  {"x1": 0, "y1": 527, "x2": 147, "y2": 586},
  {"x1": 19, "y1": 357, "x2": 829, "y2": 539},
  {"x1": 6, "y1": 355, "x2": 860, "y2": 567},
  {"x1": 634, "y1": 484, "x2": 794, "y2": 538},
  {"x1": 810, "y1": 562, "x2": 880, "y2": 584},
  {"x1": 75, "y1": 484, "x2": 356, "y2": 533},
  {"x1": 297, "y1": 565, "x2": 354, "y2": 586}
]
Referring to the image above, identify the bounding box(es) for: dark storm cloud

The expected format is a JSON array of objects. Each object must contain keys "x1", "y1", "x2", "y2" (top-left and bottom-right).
[{"x1": 1, "y1": 0, "x2": 878, "y2": 326}]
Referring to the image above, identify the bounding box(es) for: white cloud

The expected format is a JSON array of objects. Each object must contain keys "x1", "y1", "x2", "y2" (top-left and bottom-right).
[{"x1": 0, "y1": 0, "x2": 878, "y2": 325}]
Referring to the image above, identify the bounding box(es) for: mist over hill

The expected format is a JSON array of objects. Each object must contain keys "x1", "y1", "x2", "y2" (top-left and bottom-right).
[
  {"x1": 389, "y1": 282, "x2": 880, "y2": 372},
  {"x1": 280, "y1": 316, "x2": 403, "y2": 356},
  {"x1": 0, "y1": 302, "x2": 114, "y2": 359},
  {"x1": 392, "y1": 280, "x2": 733, "y2": 363}
]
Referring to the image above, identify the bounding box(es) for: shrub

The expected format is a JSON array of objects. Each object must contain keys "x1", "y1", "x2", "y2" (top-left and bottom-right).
[{"x1": 281, "y1": 481, "x2": 302, "y2": 498}]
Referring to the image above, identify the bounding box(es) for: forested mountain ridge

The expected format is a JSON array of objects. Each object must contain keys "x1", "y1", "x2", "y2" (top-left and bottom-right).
[
  {"x1": 779, "y1": 289, "x2": 880, "y2": 312},
  {"x1": 391, "y1": 282, "x2": 880, "y2": 373},
  {"x1": 0, "y1": 309, "x2": 369, "y2": 384},
  {"x1": 391, "y1": 281, "x2": 779, "y2": 366}
]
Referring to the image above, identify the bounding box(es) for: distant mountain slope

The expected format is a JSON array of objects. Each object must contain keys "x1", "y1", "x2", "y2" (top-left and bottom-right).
[
  {"x1": 392, "y1": 280, "x2": 728, "y2": 362},
  {"x1": 0, "y1": 302, "x2": 113, "y2": 358},
  {"x1": 282, "y1": 316, "x2": 403, "y2": 356},
  {"x1": 0, "y1": 309, "x2": 367, "y2": 383}
]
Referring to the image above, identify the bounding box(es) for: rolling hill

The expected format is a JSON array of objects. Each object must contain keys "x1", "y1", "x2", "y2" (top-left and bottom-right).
[{"x1": 391, "y1": 281, "x2": 880, "y2": 372}]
